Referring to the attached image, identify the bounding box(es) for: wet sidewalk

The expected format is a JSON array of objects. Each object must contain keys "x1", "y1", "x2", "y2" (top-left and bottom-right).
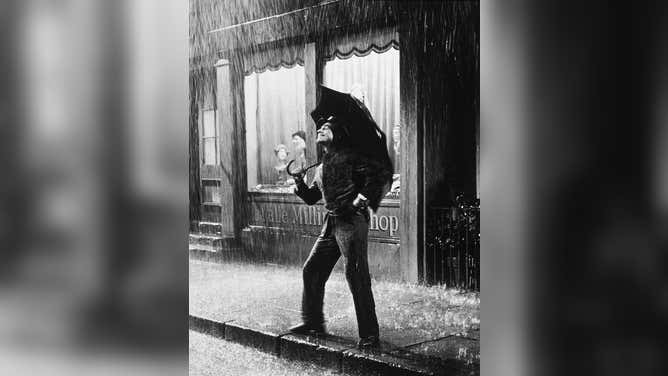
[{"x1": 189, "y1": 259, "x2": 479, "y2": 375}]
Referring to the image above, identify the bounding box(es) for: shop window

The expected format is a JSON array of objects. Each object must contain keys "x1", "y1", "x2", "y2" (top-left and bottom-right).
[
  {"x1": 200, "y1": 109, "x2": 218, "y2": 165},
  {"x1": 323, "y1": 48, "x2": 401, "y2": 195},
  {"x1": 244, "y1": 65, "x2": 306, "y2": 191}
]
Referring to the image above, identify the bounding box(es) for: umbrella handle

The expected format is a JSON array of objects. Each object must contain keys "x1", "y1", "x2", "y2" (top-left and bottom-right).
[{"x1": 286, "y1": 160, "x2": 319, "y2": 178}]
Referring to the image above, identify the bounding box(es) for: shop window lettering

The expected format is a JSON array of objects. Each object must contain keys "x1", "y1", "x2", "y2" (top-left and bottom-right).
[{"x1": 256, "y1": 205, "x2": 399, "y2": 237}]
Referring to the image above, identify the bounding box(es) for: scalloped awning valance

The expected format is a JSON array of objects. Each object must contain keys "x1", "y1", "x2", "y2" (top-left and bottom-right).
[
  {"x1": 242, "y1": 40, "x2": 305, "y2": 75},
  {"x1": 241, "y1": 27, "x2": 398, "y2": 75},
  {"x1": 322, "y1": 27, "x2": 399, "y2": 61}
]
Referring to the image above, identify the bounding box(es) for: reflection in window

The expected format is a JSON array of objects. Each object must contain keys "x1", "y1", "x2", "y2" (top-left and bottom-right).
[
  {"x1": 323, "y1": 48, "x2": 401, "y2": 195},
  {"x1": 200, "y1": 109, "x2": 218, "y2": 165},
  {"x1": 245, "y1": 65, "x2": 306, "y2": 191}
]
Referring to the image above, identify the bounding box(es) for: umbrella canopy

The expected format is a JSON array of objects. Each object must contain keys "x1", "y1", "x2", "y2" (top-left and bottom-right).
[{"x1": 310, "y1": 85, "x2": 392, "y2": 167}]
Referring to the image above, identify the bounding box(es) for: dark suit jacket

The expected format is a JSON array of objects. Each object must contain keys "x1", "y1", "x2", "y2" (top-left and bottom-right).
[{"x1": 294, "y1": 147, "x2": 392, "y2": 216}]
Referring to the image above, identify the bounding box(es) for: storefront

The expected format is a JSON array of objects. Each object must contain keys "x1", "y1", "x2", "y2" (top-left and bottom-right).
[{"x1": 189, "y1": 0, "x2": 479, "y2": 285}]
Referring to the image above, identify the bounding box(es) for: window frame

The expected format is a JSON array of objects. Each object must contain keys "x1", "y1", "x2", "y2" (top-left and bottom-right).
[
  {"x1": 199, "y1": 107, "x2": 218, "y2": 166},
  {"x1": 243, "y1": 63, "x2": 308, "y2": 192}
]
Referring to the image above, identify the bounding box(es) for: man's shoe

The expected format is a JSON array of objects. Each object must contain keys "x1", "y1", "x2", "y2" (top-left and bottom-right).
[
  {"x1": 288, "y1": 323, "x2": 326, "y2": 335},
  {"x1": 357, "y1": 336, "x2": 380, "y2": 349}
]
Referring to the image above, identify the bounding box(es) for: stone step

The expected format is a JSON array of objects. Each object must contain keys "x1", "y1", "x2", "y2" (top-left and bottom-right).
[
  {"x1": 198, "y1": 221, "x2": 224, "y2": 236},
  {"x1": 189, "y1": 243, "x2": 219, "y2": 253},
  {"x1": 189, "y1": 233, "x2": 227, "y2": 248},
  {"x1": 189, "y1": 230, "x2": 239, "y2": 253}
]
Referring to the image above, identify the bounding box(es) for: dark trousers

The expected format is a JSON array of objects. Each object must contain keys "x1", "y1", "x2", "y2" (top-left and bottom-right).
[{"x1": 301, "y1": 212, "x2": 379, "y2": 339}]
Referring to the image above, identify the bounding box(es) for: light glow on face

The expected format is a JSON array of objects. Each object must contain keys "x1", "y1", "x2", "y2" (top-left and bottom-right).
[{"x1": 316, "y1": 124, "x2": 333, "y2": 143}]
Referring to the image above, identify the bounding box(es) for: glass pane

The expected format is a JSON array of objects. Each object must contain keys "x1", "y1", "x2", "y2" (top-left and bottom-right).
[
  {"x1": 202, "y1": 109, "x2": 216, "y2": 138},
  {"x1": 203, "y1": 138, "x2": 217, "y2": 165},
  {"x1": 202, "y1": 180, "x2": 221, "y2": 202},
  {"x1": 245, "y1": 65, "x2": 306, "y2": 191}
]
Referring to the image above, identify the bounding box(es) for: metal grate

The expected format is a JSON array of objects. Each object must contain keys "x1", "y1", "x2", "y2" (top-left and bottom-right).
[{"x1": 425, "y1": 195, "x2": 480, "y2": 290}]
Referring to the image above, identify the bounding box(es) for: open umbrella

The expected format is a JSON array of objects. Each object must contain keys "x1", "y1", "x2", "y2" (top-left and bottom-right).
[{"x1": 310, "y1": 85, "x2": 392, "y2": 170}]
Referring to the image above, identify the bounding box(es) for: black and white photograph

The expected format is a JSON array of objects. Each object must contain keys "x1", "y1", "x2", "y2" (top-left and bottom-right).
[
  {"x1": 188, "y1": 1, "x2": 480, "y2": 375},
  {"x1": 5, "y1": 1, "x2": 668, "y2": 376}
]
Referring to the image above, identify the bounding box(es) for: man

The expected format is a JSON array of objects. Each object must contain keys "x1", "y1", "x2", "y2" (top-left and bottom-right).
[{"x1": 288, "y1": 116, "x2": 392, "y2": 349}]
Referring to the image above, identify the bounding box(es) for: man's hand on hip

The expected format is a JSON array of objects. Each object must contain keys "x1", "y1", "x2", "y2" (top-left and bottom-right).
[{"x1": 352, "y1": 193, "x2": 369, "y2": 208}]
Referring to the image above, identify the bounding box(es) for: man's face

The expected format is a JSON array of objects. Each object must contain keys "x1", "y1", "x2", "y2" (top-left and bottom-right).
[{"x1": 316, "y1": 124, "x2": 333, "y2": 144}]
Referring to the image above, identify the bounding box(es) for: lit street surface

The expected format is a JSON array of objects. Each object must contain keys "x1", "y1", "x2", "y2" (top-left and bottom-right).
[
  {"x1": 189, "y1": 260, "x2": 480, "y2": 372},
  {"x1": 190, "y1": 260, "x2": 480, "y2": 355},
  {"x1": 189, "y1": 330, "x2": 345, "y2": 376}
]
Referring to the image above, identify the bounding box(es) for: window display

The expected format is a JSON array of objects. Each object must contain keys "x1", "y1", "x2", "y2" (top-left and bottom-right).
[{"x1": 244, "y1": 65, "x2": 306, "y2": 191}]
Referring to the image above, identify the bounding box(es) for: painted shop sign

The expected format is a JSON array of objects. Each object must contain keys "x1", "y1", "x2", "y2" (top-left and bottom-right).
[{"x1": 250, "y1": 201, "x2": 400, "y2": 239}]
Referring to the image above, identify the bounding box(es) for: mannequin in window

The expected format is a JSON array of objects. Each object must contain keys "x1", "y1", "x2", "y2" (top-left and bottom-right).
[
  {"x1": 391, "y1": 124, "x2": 400, "y2": 193},
  {"x1": 273, "y1": 144, "x2": 292, "y2": 186},
  {"x1": 291, "y1": 130, "x2": 307, "y2": 170}
]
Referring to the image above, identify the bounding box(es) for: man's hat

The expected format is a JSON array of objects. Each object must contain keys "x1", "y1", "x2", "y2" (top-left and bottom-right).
[
  {"x1": 313, "y1": 116, "x2": 328, "y2": 129},
  {"x1": 317, "y1": 116, "x2": 351, "y2": 145}
]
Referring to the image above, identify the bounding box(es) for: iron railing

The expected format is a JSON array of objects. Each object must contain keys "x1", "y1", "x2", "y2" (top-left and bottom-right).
[{"x1": 425, "y1": 195, "x2": 480, "y2": 290}]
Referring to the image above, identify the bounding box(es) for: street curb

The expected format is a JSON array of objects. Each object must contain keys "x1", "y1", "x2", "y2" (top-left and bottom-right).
[
  {"x1": 189, "y1": 314, "x2": 476, "y2": 375},
  {"x1": 279, "y1": 333, "x2": 355, "y2": 370},
  {"x1": 224, "y1": 322, "x2": 281, "y2": 355},
  {"x1": 342, "y1": 349, "x2": 426, "y2": 376},
  {"x1": 188, "y1": 316, "x2": 226, "y2": 339}
]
